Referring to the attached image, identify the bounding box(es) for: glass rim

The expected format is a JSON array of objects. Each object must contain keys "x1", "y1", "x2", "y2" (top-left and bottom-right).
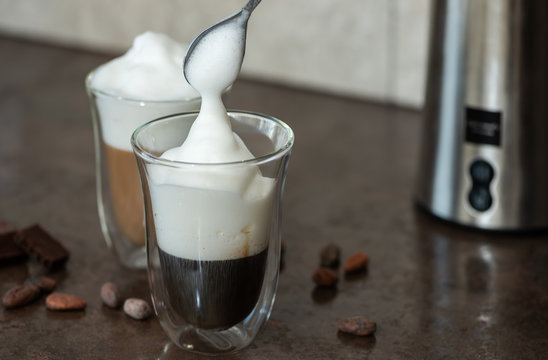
[
  {"x1": 85, "y1": 66, "x2": 203, "y2": 104},
  {"x1": 131, "y1": 110, "x2": 295, "y2": 167}
]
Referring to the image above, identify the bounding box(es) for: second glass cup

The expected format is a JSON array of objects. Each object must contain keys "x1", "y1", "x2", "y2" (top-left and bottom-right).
[
  {"x1": 86, "y1": 69, "x2": 201, "y2": 269},
  {"x1": 132, "y1": 111, "x2": 294, "y2": 355}
]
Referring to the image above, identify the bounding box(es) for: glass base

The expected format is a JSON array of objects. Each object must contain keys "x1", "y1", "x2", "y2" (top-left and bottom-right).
[{"x1": 167, "y1": 323, "x2": 254, "y2": 356}]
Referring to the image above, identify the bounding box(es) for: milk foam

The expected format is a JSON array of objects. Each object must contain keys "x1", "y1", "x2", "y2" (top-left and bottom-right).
[
  {"x1": 149, "y1": 15, "x2": 275, "y2": 261},
  {"x1": 92, "y1": 31, "x2": 198, "y2": 101},
  {"x1": 150, "y1": 175, "x2": 274, "y2": 260},
  {"x1": 90, "y1": 32, "x2": 200, "y2": 151}
]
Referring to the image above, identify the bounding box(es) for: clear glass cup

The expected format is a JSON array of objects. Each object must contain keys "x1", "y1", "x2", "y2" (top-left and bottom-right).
[
  {"x1": 86, "y1": 68, "x2": 201, "y2": 269},
  {"x1": 131, "y1": 111, "x2": 294, "y2": 355}
]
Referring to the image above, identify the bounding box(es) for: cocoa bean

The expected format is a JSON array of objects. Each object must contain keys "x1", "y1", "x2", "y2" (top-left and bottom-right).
[
  {"x1": 337, "y1": 316, "x2": 376, "y2": 336},
  {"x1": 123, "y1": 298, "x2": 152, "y2": 320},
  {"x1": 100, "y1": 282, "x2": 121, "y2": 308},
  {"x1": 45, "y1": 293, "x2": 86, "y2": 311},
  {"x1": 24, "y1": 276, "x2": 56, "y2": 292},
  {"x1": 312, "y1": 267, "x2": 338, "y2": 287},
  {"x1": 344, "y1": 252, "x2": 369, "y2": 273},
  {"x1": 2, "y1": 284, "x2": 40, "y2": 308},
  {"x1": 320, "y1": 243, "x2": 341, "y2": 269}
]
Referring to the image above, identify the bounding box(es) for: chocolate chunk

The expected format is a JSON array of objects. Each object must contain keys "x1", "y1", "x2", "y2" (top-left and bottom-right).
[
  {"x1": 14, "y1": 224, "x2": 69, "y2": 271},
  {"x1": 0, "y1": 231, "x2": 28, "y2": 266}
]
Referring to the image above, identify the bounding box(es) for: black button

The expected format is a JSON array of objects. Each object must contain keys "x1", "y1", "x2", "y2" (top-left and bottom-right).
[
  {"x1": 470, "y1": 160, "x2": 494, "y2": 185},
  {"x1": 469, "y1": 186, "x2": 493, "y2": 212},
  {"x1": 468, "y1": 159, "x2": 495, "y2": 212}
]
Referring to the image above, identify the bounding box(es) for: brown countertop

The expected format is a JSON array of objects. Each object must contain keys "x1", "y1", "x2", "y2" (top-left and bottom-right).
[{"x1": 1, "y1": 36, "x2": 548, "y2": 359}]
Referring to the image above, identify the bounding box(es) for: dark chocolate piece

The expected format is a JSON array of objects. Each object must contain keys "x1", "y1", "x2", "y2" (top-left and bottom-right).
[
  {"x1": 14, "y1": 224, "x2": 69, "y2": 271},
  {"x1": 0, "y1": 231, "x2": 28, "y2": 266}
]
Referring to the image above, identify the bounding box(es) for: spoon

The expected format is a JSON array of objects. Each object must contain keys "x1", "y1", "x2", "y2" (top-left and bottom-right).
[{"x1": 183, "y1": 0, "x2": 262, "y2": 83}]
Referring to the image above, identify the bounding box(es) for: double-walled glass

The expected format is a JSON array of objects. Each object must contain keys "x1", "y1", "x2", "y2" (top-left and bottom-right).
[
  {"x1": 131, "y1": 111, "x2": 294, "y2": 355},
  {"x1": 86, "y1": 69, "x2": 201, "y2": 269}
]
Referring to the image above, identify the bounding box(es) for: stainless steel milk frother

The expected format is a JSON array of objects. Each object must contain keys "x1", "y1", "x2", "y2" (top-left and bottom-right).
[{"x1": 415, "y1": 0, "x2": 548, "y2": 230}]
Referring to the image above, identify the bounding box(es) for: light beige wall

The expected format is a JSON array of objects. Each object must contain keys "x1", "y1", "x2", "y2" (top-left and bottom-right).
[{"x1": 0, "y1": 0, "x2": 431, "y2": 108}]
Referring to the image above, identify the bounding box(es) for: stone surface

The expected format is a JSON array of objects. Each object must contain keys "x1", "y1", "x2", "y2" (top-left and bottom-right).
[{"x1": 1, "y1": 36, "x2": 548, "y2": 359}]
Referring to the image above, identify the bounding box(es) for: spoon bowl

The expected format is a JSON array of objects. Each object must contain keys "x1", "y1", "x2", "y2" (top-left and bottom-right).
[{"x1": 183, "y1": 0, "x2": 262, "y2": 84}]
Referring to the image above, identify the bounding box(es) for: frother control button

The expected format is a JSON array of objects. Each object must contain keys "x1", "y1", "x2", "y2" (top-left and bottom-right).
[
  {"x1": 468, "y1": 159, "x2": 495, "y2": 212},
  {"x1": 469, "y1": 186, "x2": 492, "y2": 212},
  {"x1": 470, "y1": 160, "x2": 494, "y2": 184}
]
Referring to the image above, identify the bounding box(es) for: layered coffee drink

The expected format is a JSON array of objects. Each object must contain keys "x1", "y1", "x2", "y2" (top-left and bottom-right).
[
  {"x1": 146, "y1": 16, "x2": 278, "y2": 329},
  {"x1": 88, "y1": 32, "x2": 200, "y2": 252},
  {"x1": 149, "y1": 173, "x2": 275, "y2": 329},
  {"x1": 104, "y1": 143, "x2": 145, "y2": 245}
]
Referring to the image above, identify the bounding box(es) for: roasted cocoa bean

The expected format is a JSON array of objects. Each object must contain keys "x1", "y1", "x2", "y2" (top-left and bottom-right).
[
  {"x1": 100, "y1": 282, "x2": 121, "y2": 308},
  {"x1": 45, "y1": 293, "x2": 86, "y2": 311},
  {"x1": 24, "y1": 276, "x2": 56, "y2": 292},
  {"x1": 344, "y1": 252, "x2": 369, "y2": 273},
  {"x1": 320, "y1": 243, "x2": 341, "y2": 269},
  {"x1": 312, "y1": 267, "x2": 338, "y2": 287},
  {"x1": 337, "y1": 316, "x2": 376, "y2": 336},
  {"x1": 123, "y1": 298, "x2": 152, "y2": 320},
  {"x1": 2, "y1": 284, "x2": 40, "y2": 308}
]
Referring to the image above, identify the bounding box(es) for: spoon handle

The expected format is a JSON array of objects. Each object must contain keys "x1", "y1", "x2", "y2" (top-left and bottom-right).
[{"x1": 243, "y1": 0, "x2": 262, "y2": 15}]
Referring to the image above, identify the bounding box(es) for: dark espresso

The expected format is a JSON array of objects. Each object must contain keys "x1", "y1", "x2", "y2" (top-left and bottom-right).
[{"x1": 159, "y1": 247, "x2": 268, "y2": 330}]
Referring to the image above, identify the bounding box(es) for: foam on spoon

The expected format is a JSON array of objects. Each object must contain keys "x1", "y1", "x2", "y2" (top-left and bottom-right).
[
  {"x1": 150, "y1": 15, "x2": 275, "y2": 261},
  {"x1": 162, "y1": 18, "x2": 249, "y2": 163}
]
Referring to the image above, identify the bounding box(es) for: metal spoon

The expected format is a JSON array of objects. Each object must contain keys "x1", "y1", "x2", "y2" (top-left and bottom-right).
[{"x1": 183, "y1": 0, "x2": 262, "y2": 83}]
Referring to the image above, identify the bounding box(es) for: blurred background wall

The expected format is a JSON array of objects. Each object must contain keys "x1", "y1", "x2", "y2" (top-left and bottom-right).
[{"x1": 0, "y1": 0, "x2": 431, "y2": 108}]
